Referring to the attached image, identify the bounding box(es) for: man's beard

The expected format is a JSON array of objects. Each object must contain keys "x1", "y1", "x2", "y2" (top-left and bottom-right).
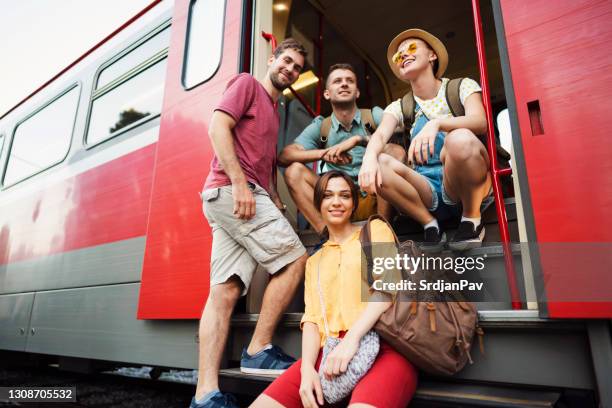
[
  {"x1": 332, "y1": 99, "x2": 355, "y2": 110},
  {"x1": 270, "y1": 71, "x2": 291, "y2": 91}
]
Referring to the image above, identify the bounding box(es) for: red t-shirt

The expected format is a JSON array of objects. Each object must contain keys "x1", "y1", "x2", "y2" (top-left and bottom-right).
[{"x1": 203, "y1": 73, "x2": 279, "y2": 194}]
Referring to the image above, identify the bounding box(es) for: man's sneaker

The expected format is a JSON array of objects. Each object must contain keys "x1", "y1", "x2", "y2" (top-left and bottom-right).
[
  {"x1": 189, "y1": 391, "x2": 238, "y2": 408},
  {"x1": 420, "y1": 226, "x2": 446, "y2": 253},
  {"x1": 448, "y1": 221, "x2": 485, "y2": 251},
  {"x1": 240, "y1": 345, "x2": 296, "y2": 375}
]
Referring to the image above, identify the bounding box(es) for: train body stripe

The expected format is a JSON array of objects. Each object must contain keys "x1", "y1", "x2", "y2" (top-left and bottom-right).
[{"x1": 0, "y1": 137, "x2": 156, "y2": 265}]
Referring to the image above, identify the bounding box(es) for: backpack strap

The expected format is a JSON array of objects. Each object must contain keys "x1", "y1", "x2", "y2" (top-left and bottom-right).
[
  {"x1": 360, "y1": 108, "x2": 377, "y2": 134},
  {"x1": 317, "y1": 109, "x2": 376, "y2": 171},
  {"x1": 401, "y1": 78, "x2": 465, "y2": 127},
  {"x1": 359, "y1": 214, "x2": 399, "y2": 285},
  {"x1": 446, "y1": 78, "x2": 465, "y2": 117},
  {"x1": 319, "y1": 116, "x2": 332, "y2": 148},
  {"x1": 400, "y1": 91, "x2": 416, "y2": 131},
  {"x1": 399, "y1": 92, "x2": 416, "y2": 151}
]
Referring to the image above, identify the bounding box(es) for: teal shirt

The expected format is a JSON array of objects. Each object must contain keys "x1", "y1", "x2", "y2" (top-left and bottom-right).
[{"x1": 293, "y1": 106, "x2": 384, "y2": 179}]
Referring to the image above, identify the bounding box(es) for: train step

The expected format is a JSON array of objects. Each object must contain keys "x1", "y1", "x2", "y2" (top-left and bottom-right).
[
  {"x1": 218, "y1": 368, "x2": 562, "y2": 407},
  {"x1": 230, "y1": 310, "x2": 579, "y2": 331}
]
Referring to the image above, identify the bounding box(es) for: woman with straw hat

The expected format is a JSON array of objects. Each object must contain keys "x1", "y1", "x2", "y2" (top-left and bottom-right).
[{"x1": 359, "y1": 29, "x2": 492, "y2": 252}]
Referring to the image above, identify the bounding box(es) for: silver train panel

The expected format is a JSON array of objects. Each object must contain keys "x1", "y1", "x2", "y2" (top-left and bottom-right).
[
  {"x1": 0, "y1": 292, "x2": 35, "y2": 351},
  {"x1": 25, "y1": 283, "x2": 198, "y2": 368},
  {"x1": 0, "y1": 237, "x2": 145, "y2": 294}
]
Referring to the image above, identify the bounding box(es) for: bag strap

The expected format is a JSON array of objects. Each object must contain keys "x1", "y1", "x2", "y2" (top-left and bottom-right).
[
  {"x1": 316, "y1": 248, "x2": 331, "y2": 337},
  {"x1": 319, "y1": 109, "x2": 376, "y2": 147},
  {"x1": 401, "y1": 78, "x2": 465, "y2": 128},
  {"x1": 319, "y1": 116, "x2": 332, "y2": 148},
  {"x1": 360, "y1": 108, "x2": 376, "y2": 133},
  {"x1": 317, "y1": 117, "x2": 332, "y2": 173},
  {"x1": 399, "y1": 92, "x2": 415, "y2": 152},
  {"x1": 318, "y1": 109, "x2": 377, "y2": 173},
  {"x1": 446, "y1": 78, "x2": 465, "y2": 117},
  {"x1": 400, "y1": 91, "x2": 416, "y2": 132},
  {"x1": 359, "y1": 215, "x2": 400, "y2": 286}
]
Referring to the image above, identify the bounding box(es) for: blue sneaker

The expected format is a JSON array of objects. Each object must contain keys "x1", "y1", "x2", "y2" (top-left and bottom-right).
[
  {"x1": 240, "y1": 345, "x2": 296, "y2": 375},
  {"x1": 189, "y1": 391, "x2": 238, "y2": 408}
]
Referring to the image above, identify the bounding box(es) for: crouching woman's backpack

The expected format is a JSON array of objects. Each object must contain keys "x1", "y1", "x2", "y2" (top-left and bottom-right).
[{"x1": 360, "y1": 215, "x2": 484, "y2": 376}]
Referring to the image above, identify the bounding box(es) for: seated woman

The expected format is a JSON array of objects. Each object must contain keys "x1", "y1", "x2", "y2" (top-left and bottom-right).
[
  {"x1": 359, "y1": 29, "x2": 491, "y2": 253},
  {"x1": 250, "y1": 170, "x2": 417, "y2": 408}
]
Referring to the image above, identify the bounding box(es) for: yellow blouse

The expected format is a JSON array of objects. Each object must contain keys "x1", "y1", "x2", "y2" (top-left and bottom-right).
[{"x1": 300, "y1": 220, "x2": 399, "y2": 346}]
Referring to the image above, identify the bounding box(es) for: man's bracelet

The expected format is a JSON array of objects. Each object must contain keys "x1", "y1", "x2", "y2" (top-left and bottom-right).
[{"x1": 359, "y1": 135, "x2": 369, "y2": 146}]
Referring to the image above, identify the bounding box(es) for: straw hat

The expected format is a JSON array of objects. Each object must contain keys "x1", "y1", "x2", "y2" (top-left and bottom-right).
[{"x1": 387, "y1": 28, "x2": 448, "y2": 81}]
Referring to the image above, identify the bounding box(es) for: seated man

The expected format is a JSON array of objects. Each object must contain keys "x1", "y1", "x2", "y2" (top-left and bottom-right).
[
  {"x1": 359, "y1": 29, "x2": 491, "y2": 252},
  {"x1": 279, "y1": 63, "x2": 405, "y2": 235}
]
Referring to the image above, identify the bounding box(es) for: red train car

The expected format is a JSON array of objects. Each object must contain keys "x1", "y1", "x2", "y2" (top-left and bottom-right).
[{"x1": 0, "y1": 0, "x2": 610, "y2": 406}]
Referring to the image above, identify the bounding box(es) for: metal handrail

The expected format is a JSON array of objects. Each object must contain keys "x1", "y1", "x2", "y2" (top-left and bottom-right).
[{"x1": 471, "y1": 0, "x2": 522, "y2": 309}]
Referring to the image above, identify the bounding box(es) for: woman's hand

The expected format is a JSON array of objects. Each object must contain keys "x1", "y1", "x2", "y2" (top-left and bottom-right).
[
  {"x1": 358, "y1": 154, "x2": 382, "y2": 195},
  {"x1": 407, "y1": 119, "x2": 439, "y2": 166},
  {"x1": 323, "y1": 336, "x2": 359, "y2": 379},
  {"x1": 299, "y1": 364, "x2": 324, "y2": 408}
]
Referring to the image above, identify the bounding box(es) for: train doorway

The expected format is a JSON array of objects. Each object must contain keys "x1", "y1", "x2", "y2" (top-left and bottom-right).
[{"x1": 245, "y1": 0, "x2": 537, "y2": 315}]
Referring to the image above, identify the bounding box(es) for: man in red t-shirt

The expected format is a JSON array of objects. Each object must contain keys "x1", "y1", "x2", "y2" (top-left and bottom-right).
[{"x1": 193, "y1": 39, "x2": 308, "y2": 408}]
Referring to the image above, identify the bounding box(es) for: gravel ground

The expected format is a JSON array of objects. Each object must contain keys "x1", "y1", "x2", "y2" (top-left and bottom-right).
[{"x1": 0, "y1": 363, "x2": 254, "y2": 407}]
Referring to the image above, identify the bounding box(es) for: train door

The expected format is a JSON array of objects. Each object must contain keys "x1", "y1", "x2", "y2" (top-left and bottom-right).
[
  {"x1": 138, "y1": 0, "x2": 251, "y2": 318},
  {"x1": 497, "y1": 0, "x2": 612, "y2": 318}
]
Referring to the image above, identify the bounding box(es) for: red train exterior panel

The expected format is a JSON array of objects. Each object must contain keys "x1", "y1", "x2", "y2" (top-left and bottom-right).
[
  {"x1": 500, "y1": 0, "x2": 612, "y2": 317},
  {"x1": 137, "y1": 0, "x2": 244, "y2": 319}
]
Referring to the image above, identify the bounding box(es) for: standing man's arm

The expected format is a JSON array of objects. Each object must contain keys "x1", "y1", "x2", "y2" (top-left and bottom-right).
[
  {"x1": 269, "y1": 165, "x2": 285, "y2": 211},
  {"x1": 208, "y1": 110, "x2": 256, "y2": 220}
]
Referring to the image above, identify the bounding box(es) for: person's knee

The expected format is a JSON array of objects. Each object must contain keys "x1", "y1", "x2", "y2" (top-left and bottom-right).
[
  {"x1": 208, "y1": 279, "x2": 242, "y2": 310},
  {"x1": 288, "y1": 253, "x2": 308, "y2": 278},
  {"x1": 383, "y1": 143, "x2": 406, "y2": 162},
  {"x1": 378, "y1": 152, "x2": 394, "y2": 169},
  {"x1": 444, "y1": 129, "x2": 480, "y2": 163},
  {"x1": 283, "y1": 162, "x2": 308, "y2": 188}
]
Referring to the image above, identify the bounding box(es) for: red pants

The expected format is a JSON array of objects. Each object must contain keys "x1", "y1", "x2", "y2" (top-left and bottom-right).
[{"x1": 263, "y1": 341, "x2": 418, "y2": 408}]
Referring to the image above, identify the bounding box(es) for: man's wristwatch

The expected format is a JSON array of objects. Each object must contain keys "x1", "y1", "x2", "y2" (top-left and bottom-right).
[{"x1": 359, "y1": 135, "x2": 369, "y2": 146}]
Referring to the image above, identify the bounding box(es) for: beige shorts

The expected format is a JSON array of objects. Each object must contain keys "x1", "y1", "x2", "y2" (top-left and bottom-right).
[{"x1": 202, "y1": 183, "x2": 306, "y2": 295}]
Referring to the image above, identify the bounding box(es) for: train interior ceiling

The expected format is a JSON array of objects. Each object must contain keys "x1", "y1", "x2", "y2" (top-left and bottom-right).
[
  {"x1": 274, "y1": 0, "x2": 505, "y2": 114},
  {"x1": 273, "y1": 0, "x2": 510, "y2": 216}
]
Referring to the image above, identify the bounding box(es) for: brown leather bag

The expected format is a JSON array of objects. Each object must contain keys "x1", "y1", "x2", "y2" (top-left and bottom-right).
[{"x1": 360, "y1": 215, "x2": 484, "y2": 376}]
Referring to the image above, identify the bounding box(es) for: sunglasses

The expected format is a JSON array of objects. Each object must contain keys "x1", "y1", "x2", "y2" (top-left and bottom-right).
[{"x1": 392, "y1": 42, "x2": 418, "y2": 66}]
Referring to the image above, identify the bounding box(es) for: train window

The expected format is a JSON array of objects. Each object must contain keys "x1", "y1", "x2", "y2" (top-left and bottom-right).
[
  {"x1": 97, "y1": 26, "x2": 171, "y2": 90},
  {"x1": 3, "y1": 85, "x2": 80, "y2": 186},
  {"x1": 0, "y1": 135, "x2": 4, "y2": 159},
  {"x1": 182, "y1": 0, "x2": 226, "y2": 89},
  {"x1": 87, "y1": 58, "x2": 167, "y2": 146}
]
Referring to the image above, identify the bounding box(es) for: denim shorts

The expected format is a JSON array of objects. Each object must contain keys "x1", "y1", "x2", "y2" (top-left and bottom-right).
[{"x1": 416, "y1": 163, "x2": 462, "y2": 222}]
